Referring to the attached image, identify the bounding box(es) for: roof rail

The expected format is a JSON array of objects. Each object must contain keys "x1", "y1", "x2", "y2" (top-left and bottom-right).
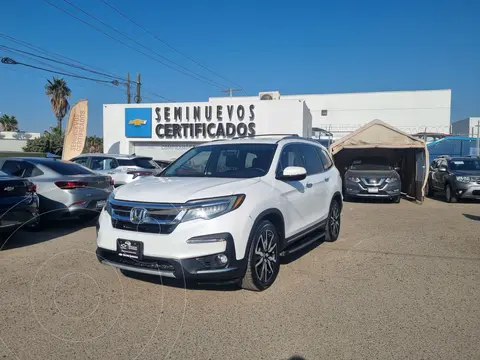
[{"x1": 231, "y1": 133, "x2": 299, "y2": 140}]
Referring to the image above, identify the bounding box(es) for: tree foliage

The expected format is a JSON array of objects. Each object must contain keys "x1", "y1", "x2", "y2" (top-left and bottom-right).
[
  {"x1": 22, "y1": 126, "x2": 103, "y2": 156},
  {"x1": 45, "y1": 77, "x2": 71, "y2": 129},
  {"x1": 0, "y1": 114, "x2": 19, "y2": 131}
]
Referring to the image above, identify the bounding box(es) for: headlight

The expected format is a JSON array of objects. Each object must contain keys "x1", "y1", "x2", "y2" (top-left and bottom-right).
[
  {"x1": 180, "y1": 194, "x2": 245, "y2": 222},
  {"x1": 385, "y1": 177, "x2": 399, "y2": 183},
  {"x1": 456, "y1": 176, "x2": 471, "y2": 183},
  {"x1": 347, "y1": 177, "x2": 360, "y2": 182}
]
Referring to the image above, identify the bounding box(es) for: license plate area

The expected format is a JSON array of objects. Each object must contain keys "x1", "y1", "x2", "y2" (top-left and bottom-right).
[
  {"x1": 367, "y1": 187, "x2": 379, "y2": 193},
  {"x1": 96, "y1": 200, "x2": 106, "y2": 208},
  {"x1": 117, "y1": 239, "x2": 143, "y2": 260}
]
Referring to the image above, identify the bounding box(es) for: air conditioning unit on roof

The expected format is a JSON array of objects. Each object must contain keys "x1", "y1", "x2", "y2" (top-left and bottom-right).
[{"x1": 259, "y1": 91, "x2": 280, "y2": 100}]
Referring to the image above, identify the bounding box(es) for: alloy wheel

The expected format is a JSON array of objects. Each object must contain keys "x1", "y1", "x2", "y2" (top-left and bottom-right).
[
  {"x1": 329, "y1": 203, "x2": 341, "y2": 238},
  {"x1": 254, "y1": 229, "x2": 277, "y2": 283}
]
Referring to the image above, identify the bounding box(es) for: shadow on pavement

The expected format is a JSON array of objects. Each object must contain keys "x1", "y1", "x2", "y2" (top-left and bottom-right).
[
  {"x1": 463, "y1": 213, "x2": 480, "y2": 221},
  {"x1": 280, "y1": 238, "x2": 324, "y2": 265},
  {"x1": 119, "y1": 269, "x2": 242, "y2": 292},
  {"x1": 0, "y1": 217, "x2": 97, "y2": 251}
]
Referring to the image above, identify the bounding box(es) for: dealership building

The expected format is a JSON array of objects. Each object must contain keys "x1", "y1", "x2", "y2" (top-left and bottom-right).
[{"x1": 103, "y1": 89, "x2": 451, "y2": 160}]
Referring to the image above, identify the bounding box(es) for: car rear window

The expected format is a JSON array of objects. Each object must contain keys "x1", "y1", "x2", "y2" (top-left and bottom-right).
[
  {"x1": 43, "y1": 161, "x2": 94, "y2": 175},
  {"x1": 117, "y1": 158, "x2": 157, "y2": 169}
]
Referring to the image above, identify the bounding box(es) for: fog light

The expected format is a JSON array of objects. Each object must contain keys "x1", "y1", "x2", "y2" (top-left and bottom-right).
[{"x1": 215, "y1": 254, "x2": 228, "y2": 266}]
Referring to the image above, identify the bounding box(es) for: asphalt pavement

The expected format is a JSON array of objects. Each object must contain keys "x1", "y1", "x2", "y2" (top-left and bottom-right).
[{"x1": 1, "y1": 198, "x2": 479, "y2": 360}]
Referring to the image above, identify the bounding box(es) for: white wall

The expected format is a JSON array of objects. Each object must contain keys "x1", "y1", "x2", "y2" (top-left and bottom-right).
[
  {"x1": 210, "y1": 89, "x2": 452, "y2": 138},
  {"x1": 451, "y1": 117, "x2": 480, "y2": 137},
  {"x1": 0, "y1": 132, "x2": 41, "y2": 152},
  {"x1": 103, "y1": 100, "x2": 310, "y2": 160}
]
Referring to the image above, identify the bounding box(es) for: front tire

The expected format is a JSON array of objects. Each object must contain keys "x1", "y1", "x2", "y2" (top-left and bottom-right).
[
  {"x1": 445, "y1": 184, "x2": 457, "y2": 203},
  {"x1": 325, "y1": 199, "x2": 341, "y2": 242},
  {"x1": 241, "y1": 220, "x2": 280, "y2": 291},
  {"x1": 393, "y1": 195, "x2": 401, "y2": 203},
  {"x1": 426, "y1": 180, "x2": 433, "y2": 197}
]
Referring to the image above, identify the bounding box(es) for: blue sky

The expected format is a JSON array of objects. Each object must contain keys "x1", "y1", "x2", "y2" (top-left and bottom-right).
[{"x1": 0, "y1": 0, "x2": 478, "y2": 136}]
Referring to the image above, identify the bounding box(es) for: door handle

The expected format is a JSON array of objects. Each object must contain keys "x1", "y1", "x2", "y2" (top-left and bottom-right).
[
  {"x1": 306, "y1": 182, "x2": 313, "y2": 188},
  {"x1": 325, "y1": 177, "x2": 330, "y2": 182}
]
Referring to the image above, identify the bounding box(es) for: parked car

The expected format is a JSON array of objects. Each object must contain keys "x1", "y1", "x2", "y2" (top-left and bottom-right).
[
  {"x1": 344, "y1": 157, "x2": 401, "y2": 203},
  {"x1": 71, "y1": 154, "x2": 162, "y2": 187},
  {"x1": 427, "y1": 155, "x2": 480, "y2": 202},
  {"x1": 0, "y1": 158, "x2": 114, "y2": 222},
  {"x1": 0, "y1": 170, "x2": 40, "y2": 233},
  {"x1": 96, "y1": 135, "x2": 343, "y2": 291}
]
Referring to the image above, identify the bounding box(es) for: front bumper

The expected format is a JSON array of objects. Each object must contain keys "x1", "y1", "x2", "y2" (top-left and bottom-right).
[
  {"x1": 453, "y1": 182, "x2": 480, "y2": 199},
  {"x1": 345, "y1": 180, "x2": 401, "y2": 198},
  {"x1": 96, "y1": 232, "x2": 245, "y2": 281},
  {"x1": 95, "y1": 204, "x2": 254, "y2": 281}
]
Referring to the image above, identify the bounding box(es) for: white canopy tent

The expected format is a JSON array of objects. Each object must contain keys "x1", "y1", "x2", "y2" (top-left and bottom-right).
[{"x1": 330, "y1": 119, "x2": 429, "y2": 202}]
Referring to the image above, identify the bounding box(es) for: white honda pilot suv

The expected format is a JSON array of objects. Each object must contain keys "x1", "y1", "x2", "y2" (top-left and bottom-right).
[{"x1": 96, "y1": 135, "x2": 343, "y2": 291}]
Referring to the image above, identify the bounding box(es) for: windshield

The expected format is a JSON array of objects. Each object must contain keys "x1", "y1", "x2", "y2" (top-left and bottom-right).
[
  {"x1": 161, "y1": 143, "x2": 277, "y2": 178},
  {"x1": 118, "y1": 158, "x2": 159, "y2": 169},
  {"x1": 0, "y1": 170, "x2": 8, "y2": 177},
  {"x1": 43, "y1": 161, "x2": 94, "y2": 175},
  {"x1": 449, "y1": 159, "x2": 480, "y2": 171},
  {"x1": 349, "y1": 157, "x2": 392, "y2": 170}
]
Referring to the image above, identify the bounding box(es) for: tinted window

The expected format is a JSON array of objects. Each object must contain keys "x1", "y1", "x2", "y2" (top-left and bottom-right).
[
  {"x1": 277, "y1": 144, "x2": 304, "y2": 174},
  {"x1": 163, "y1": 144, "x2": 277, "y2": 178},
  {"x1": 117, "y1": 158, "x2": 158, "y2": 169},
  {"x1": 318, "y1": 148, "x2": 334, "y2": 170},
  {"x1": 0, "y1": 170, "x2": 8, "y2": 177},
  {"x1": 42, "y1": 161, "x2": 94, "y2": 175},
  {"x1": 90, "y1": 157, "x2": 118, "y2": 170},
  {"x1": 2, "y1": 160, "x2": 23, "y2": 177},
  {"x1": 1, "y1": 160, "x2": 44, "y2": 178},
  {"x1": 448, "y1": 159, "x2": 480, "y2": 171},
  {"x1": 299, "y1": 144, "x2": 324, "y2": 174},
  {"x1": 73, "y1": 157, "x2": 89, "y2": 167},
  {"x1": 22, "y1": 163, "x2": 44, "y2": 177}
]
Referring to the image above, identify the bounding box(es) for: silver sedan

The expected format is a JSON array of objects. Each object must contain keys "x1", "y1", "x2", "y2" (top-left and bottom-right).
[{"x1": 0, "y1": 157, "x2": 113, "y2": 222}]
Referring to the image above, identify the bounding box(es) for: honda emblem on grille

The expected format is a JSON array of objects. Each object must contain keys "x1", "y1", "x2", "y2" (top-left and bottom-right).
[{"x1": 130, "y1": 207, "x2": 148, "y2": 224}]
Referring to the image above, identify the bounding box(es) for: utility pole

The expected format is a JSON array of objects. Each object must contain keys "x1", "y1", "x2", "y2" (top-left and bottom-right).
[
  {"x1": 221, "y1": 88, "x2": 242, "y2": 97},
  {"x1": 476, "y1": 119, "x2": 480, "y2": 157},
  {"x1": 135, "y1": 72, "x2": 142, "y2": 103},
  {"x1": 126, "y1": 72, "x2": 131, "y2": 104}
]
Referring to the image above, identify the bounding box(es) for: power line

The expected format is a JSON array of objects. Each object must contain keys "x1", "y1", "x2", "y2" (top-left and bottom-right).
[
  {"x1": 41, "y1": 0, "x2": 229, "y2": 89},
  {"x1": 60, "y1": 0, "x2": 228, "y2": 89},
  {"x1": 99, "y1": 0, "x2": 247, "y2": 95},
  {"x1": 0, "y1": 32, "x2": 173, "y2": 102},
  {"x1": 0, "y1": 32, "x2": 124, "y2": 83},
  {"x1": 0, "y1": 43, "x2": 125, "y2": 83},
  {"x1": 0, "y1": 57, "x2": 120, "y2": 84}
]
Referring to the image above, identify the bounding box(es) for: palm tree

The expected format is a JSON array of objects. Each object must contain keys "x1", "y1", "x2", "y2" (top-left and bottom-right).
[
  {"x1": 45, "y1": 77, "x2": 71, "y2": 130},
  {"x1": 0, "y1": 114, "x2": 19, "y2": 131}
]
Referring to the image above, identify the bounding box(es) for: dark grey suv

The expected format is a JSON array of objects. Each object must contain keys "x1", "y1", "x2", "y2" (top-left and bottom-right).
[
  {"x1": 343, "y1": 157, "x2": 402, "y2": 203},
  {"x1": 427, "y1": 156, "x2": 480, "y2": 202}
]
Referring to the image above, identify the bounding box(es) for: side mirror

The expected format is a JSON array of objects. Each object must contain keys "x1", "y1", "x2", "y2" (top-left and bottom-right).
[
  {"x1": 439, "y1": 166, "x2": 447, "y2": 172},
  {"x1": 276, "y1": 166, "x2": 307, "y2": 181}
]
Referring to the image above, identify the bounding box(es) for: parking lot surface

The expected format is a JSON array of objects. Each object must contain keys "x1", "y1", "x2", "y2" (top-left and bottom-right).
[{"x1": 1, "y1": 199, "x2": 479, "y2": 360}]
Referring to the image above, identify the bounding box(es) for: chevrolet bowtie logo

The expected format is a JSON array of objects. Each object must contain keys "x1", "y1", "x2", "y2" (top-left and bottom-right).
[{"x1": 128, "y1": 118, "x2": 147, "y2": 126}]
